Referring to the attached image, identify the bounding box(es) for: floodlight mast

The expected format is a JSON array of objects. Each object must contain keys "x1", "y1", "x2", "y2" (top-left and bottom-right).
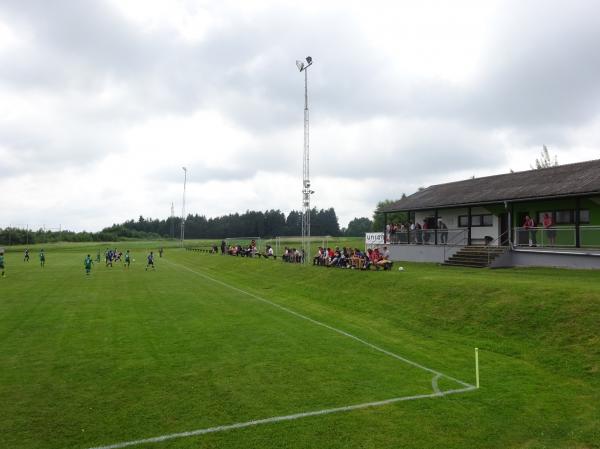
[
  {"x1": 180, "y1": 167, "x2": 187, "y2": 247},
  {"x1": 297, "y1": 56, "x2": 313, "y2": 263}
]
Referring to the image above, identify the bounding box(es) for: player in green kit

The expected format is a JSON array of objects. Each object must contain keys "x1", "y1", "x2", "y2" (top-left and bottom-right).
[
  {"x1": 95, "y1": 250, "x2": 101, "y2": 263},
  {"x1": 84, "y1": 254, "x2": 93, "y2": 275},
  {"x1": 124, "y1": 250, "x2": 131, "y2": 268},
  {"x1": 0, "y1": 249, "x2": 5, "y2": 278},
  {"x1": 39, "y1": 249, "x2": 46, "y2": 268}
]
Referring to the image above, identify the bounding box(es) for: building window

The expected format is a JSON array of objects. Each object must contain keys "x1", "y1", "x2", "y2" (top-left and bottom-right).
[
  {"x1": 555, "y1": 210, "x2": 573, "y2": 224},
  {"x1": 579, "y1": 209, "x2": 590, "y2": 224},
  {"x1": 458, "y1": 214, "x2": 493, "y2": 227}
]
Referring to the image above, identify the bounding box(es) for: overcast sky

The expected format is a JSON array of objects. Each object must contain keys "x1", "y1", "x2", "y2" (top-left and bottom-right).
[{"x1": 1, "y1": 0, "x2": 600, "y2": 231}]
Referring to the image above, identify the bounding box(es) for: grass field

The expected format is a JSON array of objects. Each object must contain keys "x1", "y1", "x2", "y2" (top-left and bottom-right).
[{"x1": 1, "y1": 242, "x2": 599, "y2": 449}]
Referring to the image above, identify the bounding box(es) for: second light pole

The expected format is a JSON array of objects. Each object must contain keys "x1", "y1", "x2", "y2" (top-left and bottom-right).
[{"x1": 180, "y1": 166, "x2": 187, "y2": 247}]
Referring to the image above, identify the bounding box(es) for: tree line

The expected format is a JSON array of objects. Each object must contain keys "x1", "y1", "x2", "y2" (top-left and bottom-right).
[{"x1": 0, "y1": 207, "x2": 350, "y2": 245}]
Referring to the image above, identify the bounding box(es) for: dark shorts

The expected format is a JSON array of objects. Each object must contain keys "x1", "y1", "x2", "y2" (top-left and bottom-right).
[
  {"x1": 546, "y1": 229, "x2": 557, "y2": 238},
  {"x1": 0, "y1": 263, "x2": 4, "y2": 269}
]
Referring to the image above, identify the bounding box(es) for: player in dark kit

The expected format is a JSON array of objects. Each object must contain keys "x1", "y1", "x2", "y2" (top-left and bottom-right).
[
  {"x1": 24, "y1": 249, "x2": 30, "y2": 262},
  {"x1": 84, "y1": 254, "x2": 93, "y2": 275},
  {"x1": 145, "y1": 251, "x2": 155, "y2": 271},
  {"x1": 0, "y1": 249, "x2": 5, "y2": 278}
]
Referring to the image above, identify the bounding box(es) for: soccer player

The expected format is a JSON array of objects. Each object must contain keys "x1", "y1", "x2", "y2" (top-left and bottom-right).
[
  {"x1": 159, "y1": 247, "x2": 163, "y2": 258},
  {"x1": 84, "y1": 254, "x2": 93, "y2": 275},
  {"x1": 24, "y1": 249, "x2": 30, "y2": 262},
  {"x1": 39, "y1": 249, "x2": 46, "y2": 268},
  {"x1": 124, "y1": 250, "x2": 131, "y2": 268},
  {"x1": 95, "y1": 250, "x2": 101, "y2": 263},
  {"x1": 145, "y1": 251, "x2": 155, "y2": 271},
  {"x1": 0, "y1": 249, "x2": 5, "y2": 278}
]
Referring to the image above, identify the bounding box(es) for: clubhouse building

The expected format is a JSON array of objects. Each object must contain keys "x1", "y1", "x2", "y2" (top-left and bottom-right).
[{"x1": 379, "y1": 159, "x2": 600, "y2": 269}]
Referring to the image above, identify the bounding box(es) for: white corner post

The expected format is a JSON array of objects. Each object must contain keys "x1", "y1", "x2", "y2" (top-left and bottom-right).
[{"x1": 475, "y1": 347, "x2": 480, "y2": 389}]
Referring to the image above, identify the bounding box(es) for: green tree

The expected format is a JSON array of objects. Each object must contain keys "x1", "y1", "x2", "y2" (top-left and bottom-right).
[
  {"x1": 532, "y1": 145, "x2": 558, "y2": 169},
  {"x1": 345, "y1": 217, "x2": 373, "y2": 236},
  {"x1": 372, "y1": 198, "x2": 407, "y2": 231}
]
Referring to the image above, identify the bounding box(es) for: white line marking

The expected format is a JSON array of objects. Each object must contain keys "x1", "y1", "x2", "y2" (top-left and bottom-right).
[
  {"x1": 86, "y1": 258, "x2": 476, "y2": 449},
  {"x1": 165, "y1": 259, "x2": 473, "y2": 389},
  {"x1": 88, "y1": 386, "x2": 476, "y2": 449}
]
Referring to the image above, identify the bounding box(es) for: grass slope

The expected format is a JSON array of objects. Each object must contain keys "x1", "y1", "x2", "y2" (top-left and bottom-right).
[{"x1": 0, "y1": 245, "x2": 598, "y2": 449}]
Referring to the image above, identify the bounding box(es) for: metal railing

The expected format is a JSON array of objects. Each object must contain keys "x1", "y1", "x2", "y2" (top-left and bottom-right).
[
  {"x1": 387, "y1": 228, "x2": 467, "y2": 246},
  {"x1": 580, "y1": 226, "x2": 600, "y2": 248},
  {"x1": 513, "y1": 226, "x2": 576, "y2": 248},
  {"x1": 486, "y1": 230, "x2": 510, "y2": 265}
]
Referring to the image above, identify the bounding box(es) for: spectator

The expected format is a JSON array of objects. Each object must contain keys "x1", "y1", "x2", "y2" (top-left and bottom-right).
[
  {"x1": 543, "y1": 213, "x2": 556, "y2": 246},
  {"x1": 438, "y1": 219, "x2": 448, "y2": 244},
  {"x1": 523, "y1": 215, "x2": 537, "y2": 247},
  {"x1": 415, "y1": 222, "x2": 423, "y2": 244},
  {"x1": 423, "y1": 219, "x2": 430, "y2": 244}
]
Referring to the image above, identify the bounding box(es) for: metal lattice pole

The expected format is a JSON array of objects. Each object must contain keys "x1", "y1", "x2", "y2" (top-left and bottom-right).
[{"x1": 297, "y1": 56, "x2": 313, "y2": 264}]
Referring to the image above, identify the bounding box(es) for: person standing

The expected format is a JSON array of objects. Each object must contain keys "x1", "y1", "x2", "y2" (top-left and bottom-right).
[
  {"x1": 159, "y1": 247, "x2": 164, "y2": 258},
  {"x1": 523, "y1": 215, "x2": 537, "y2": 247},
  {"x1": 39, "y1": 249, "x2": 46, "y2": 268},
  {"x1": 145, "y1": 251, "x2": 155, "y2": 271},
  {"x1": 84, "y1": 254, "x2": 93, "y2": 275},
  {"x1": 124, "y1": 250, "x2": 131, "y2": 268},
  {"x1": 0, "y1": 249, "x2": 5, "y2": 278},
  {"x1": 542, "y1": 213, "x2": 556, "y2": 246},
  {"x1": 438, "y1": 219, "x2": 448, "y2": 244},
  {"x1": 24, "y1": 249, "x2": 30, "y2": 262}
]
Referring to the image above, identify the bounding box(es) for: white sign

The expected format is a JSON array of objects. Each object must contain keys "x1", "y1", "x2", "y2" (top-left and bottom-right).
[{"x1": 365, "y1": 232, "x2": 385, "y2": 245}]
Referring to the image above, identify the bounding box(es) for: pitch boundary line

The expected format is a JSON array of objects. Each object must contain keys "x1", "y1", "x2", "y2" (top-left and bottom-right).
[
  {"x1": 165, "y1": 259, "x2": 473, "y2": 388},
  {"x1": 88, "y1": 386, "x2": 475, "y2": 449}
]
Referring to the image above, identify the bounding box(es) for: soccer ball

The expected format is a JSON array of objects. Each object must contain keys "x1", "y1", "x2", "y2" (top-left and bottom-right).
[
  {"x1": 398, "y1": 266, "x2": 405, "y2": 271},
  {"x1": 133, "y1": 259, "x2": 136, "y2": 262}
]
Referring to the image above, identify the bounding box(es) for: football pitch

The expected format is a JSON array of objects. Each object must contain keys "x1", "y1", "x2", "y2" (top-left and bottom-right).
[{"x1": 1, "y1": 244, "x2": 599, "y2": 449}]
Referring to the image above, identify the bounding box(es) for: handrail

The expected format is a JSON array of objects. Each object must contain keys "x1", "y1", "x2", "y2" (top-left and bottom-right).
[
  {"x1": 486, "y1": 229, "x2": 510, "y2": 265},
  {"x1": 443, "y1": 228, "x2": 468, "y2": 261}
]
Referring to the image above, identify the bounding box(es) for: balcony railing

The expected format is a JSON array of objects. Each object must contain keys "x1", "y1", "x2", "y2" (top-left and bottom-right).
[
  {"x1": 387, "y1": 228, "x2": 467, "y2": 246},
  {"x1": 387, "y1": 225, "x2": 600, "y2": 249},
  {"x1": 513, "y1": 225, "x2": 600, "y2": 248}
]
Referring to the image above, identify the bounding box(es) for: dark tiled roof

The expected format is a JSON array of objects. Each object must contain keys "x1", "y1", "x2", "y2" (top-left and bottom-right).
[{"x1": 382, "y1": 159, "x2": 600, "y2": 212}]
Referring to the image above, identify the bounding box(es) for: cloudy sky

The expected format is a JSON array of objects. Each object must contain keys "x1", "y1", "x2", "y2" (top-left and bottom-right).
[{"x1": 1, "y1": 0, "x2": 600, "y2": 231}]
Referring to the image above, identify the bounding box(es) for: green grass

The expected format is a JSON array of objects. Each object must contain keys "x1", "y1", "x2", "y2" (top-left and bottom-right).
[{"x1": 0, "y1": 244, "x2": 598, "y2": 449}]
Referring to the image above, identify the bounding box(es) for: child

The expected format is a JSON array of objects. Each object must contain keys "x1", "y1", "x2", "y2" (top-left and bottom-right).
[
  {"x1": 124, "y1": 250, "x2": 131, "y2": 268},
  {"x1": 145, "y1": 251, "x2": 155, "y2": 271},
  {"x1": 0, "y1": 249, "x2": 5, "y2": 277},
  {"x1": 84, "y1": 254, "x2": 93, "y2": 275}
]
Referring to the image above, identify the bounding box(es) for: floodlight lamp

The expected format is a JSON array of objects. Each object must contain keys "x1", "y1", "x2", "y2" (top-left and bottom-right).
[
  {"x1": 306, "y1": 56, "x2": 312, "y2": 64},
  {"x1": 296, "y1": 60, "x2": 304, "y2": 71}
]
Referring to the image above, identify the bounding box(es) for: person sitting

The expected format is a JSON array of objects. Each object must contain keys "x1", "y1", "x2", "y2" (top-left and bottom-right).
[
  {"x1": 313, "y1": 247, "x2": 323, "y2": 265},
  {"x1": 376, "y1": 246, "x2": 393, "y2": 270},
  {"x1": 262, "y1": 245, "x2": 275, "y2": 259}
]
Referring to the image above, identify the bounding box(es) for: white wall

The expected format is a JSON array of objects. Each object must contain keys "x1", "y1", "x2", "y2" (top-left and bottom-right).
[{"x1": 413, "y1": 207, "x2": 500, "y2": 243}]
